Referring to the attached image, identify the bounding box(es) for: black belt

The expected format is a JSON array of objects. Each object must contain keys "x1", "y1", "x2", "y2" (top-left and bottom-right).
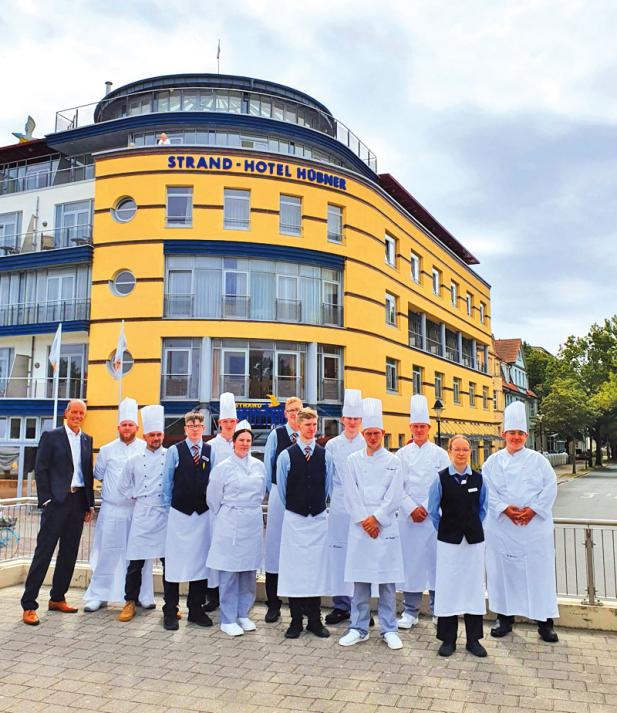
[{"x1": 70, "y1": 486, "x2": 84, "y2": 493}]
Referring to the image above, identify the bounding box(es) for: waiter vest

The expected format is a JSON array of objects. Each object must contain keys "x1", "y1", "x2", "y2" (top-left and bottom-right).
[
  {"x1": 271, "y1": 425, "x2": 293, "y2": 485},
  {"x1": 285, "y1": 444, "x2": 326, "y2": 517},
  {"x1": 437, "y1": 468, "x2": 484, "y2": 545},
  {"x1": 171, "y1": 441, "x2": 212, "y2": 516}
]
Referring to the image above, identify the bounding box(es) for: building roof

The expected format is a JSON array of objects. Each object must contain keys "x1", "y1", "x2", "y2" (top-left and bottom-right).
[
  {"x1": 494, "y1": 338, "x2": 522, "y2": 364},
  {"x1": 0, "y1": 138, "x2": 54, "y2": 164},
  {"x1": 378, "y1": 173, "x2": 480, "y2": 265}
]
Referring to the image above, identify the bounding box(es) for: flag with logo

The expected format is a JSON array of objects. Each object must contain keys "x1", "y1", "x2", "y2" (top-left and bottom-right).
[
  {"x1": 112, "y1": 320, "x2": 127, "y2": 380},
  {"x1": 49, "y1": 323, "x2": 62, "y2": 372}
]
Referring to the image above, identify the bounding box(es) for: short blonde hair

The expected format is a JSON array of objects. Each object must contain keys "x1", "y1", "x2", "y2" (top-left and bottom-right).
[
  {"x1": 448, "y1": 434, "x2": 471, "y2": 451},
  {"x1": 297, "y1": 407, "x2": 318, "y2": 424},
  {"x1": 285, "y1": 397, "x2": 303, "y2": 410},
  {"x1": 184, "y1": 410, "x2": 204, "y2": 425}
]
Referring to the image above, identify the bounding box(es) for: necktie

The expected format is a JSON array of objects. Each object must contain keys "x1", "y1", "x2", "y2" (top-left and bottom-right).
[
  {"x1": 291, "y1": 432, "x2": 297, "y2": 444},
  {"x1": 304, "y1": 446, "x2": 311, "y2": 461},
  {"x1": 192, "y1": 445, "x2": 200, "y2": 465}
]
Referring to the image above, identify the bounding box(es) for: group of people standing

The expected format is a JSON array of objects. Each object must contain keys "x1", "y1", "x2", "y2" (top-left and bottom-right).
[{"x1": 20, "y1": 389, "x2": 559, "y2": 658}]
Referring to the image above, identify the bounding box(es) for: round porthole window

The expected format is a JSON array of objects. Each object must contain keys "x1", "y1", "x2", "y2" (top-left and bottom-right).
[
  {"x1": 106, "y1": 349, "x2": 134, "y2": 377},
  {"x1": 112, "y1": 197, "x2": 137, "y2": 223},
  {"x1": 110, "y1": 269, "x2": 136, "y2": 296}
]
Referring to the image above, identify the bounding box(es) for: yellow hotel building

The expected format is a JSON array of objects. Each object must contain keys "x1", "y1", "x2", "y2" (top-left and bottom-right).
[{"x1": 0, "y1": 74, "x2": 499, "y2": 490}]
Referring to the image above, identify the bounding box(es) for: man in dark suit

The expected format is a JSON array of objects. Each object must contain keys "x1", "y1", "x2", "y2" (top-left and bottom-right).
[{"x1": 21, "y1": 399, "x2": 94, "y2": 625}]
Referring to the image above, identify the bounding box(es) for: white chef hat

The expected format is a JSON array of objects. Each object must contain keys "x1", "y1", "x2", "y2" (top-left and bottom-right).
[
  {"x1": 234, "y1": 419, "x2": 252, "y2": 433},
  {"x1": 219, "y1": 392, "x2": 237, "y2": 420},
  {"x1": 503, "y1": 401, "x2": 528, "y2": 433},
  {"x1": 342, "y1": 388, "x2": 363, "y2": 418},
  {"x1": 140, "y1": 404, "x2": 164, "y2": 434},
  {"x1": 118, "y1": 397, "x2": 138, "y2": 425},
  {"x1": 362, "y1": 398, "x2": 383, "y2": 430},
  {"x1": 410, "y1": 394, "x2": 430, "y2": 425}
]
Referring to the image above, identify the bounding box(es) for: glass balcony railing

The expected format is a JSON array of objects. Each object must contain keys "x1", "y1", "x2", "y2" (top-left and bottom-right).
[
  {"x1": 318, "y1": 378, "x2": 343, "y2": 402},
  {"x1": 0, "y1": 225, "x2": 92, "y2": 256},
  {"x1": 0, "y1": 162, "x2": 94, "y2": 197},
  {"x1": 0, "y1": 376, "x2": 86, "y2": 400},
  {"x1": 0, "y1": 299, "x2": 90, "y2": 327}
]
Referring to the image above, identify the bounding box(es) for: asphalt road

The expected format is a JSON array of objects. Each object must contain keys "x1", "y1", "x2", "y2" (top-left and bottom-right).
[{"x1": 554, "y1": 464, "x2": 617, "y2": 519}]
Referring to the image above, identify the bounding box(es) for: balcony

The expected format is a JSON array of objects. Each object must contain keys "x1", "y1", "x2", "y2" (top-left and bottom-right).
[
  {"x1": 0, "y1": 376, "x2": 86, "y2": 400},
  {"x1": 0, "y1": 162, "x2": 94, "y2": 197},
  {"x1": 318, "y1": 378, "x2": 343, "y2": 402},
  {"x1": 409, "y1": 329, "x2": 423, "y2": 349},
  {"x1": 0, "y1": 299, "x2": 90, "y2": 327},
  {"x1": 0, "y1": 225, "x2": 92, "y2": 256},
  {"x1": 222, "y1": 294, "x2": 250, "y2": 319},
  {"x1": 322, "y1": 303, "x2": 343, "y2": 327},
  {"x1": 445, "y1": 345, "x2": 460, "y2": 362},
  {"x1": 275, "y1": 298, "x2": 301, "y2": 322},
  {"x1": 426, "y1": 336, "x2": 442, "y2": 356}
]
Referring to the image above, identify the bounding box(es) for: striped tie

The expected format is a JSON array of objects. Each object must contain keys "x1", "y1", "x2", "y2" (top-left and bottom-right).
[
  {"x1": 304, "y1": 446, "x2": 311, "y2": 462},
  {"x1": 192, "y1": 445, "x2": 200, "y2": 465},
  {"x1": 291, "y1": 432, "x2": 297, "y2": 444}
]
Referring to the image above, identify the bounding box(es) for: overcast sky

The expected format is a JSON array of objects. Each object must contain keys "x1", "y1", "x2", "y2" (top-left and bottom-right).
[{"x1": 2, "y1": 0, "x2": 615, "y2": 353}]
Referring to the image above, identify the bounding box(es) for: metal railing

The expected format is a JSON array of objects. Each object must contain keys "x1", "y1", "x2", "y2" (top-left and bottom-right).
[
  {"x1": 0, "y1": 298, "x2": 90, "y2": 327},
  {"x1": 0, "y1": 224, "x2": 92, "y2": 255},
  {"x1": 0, "y1": 376, "x2": 86, "y2": 400},
  {"x1": 322, "y1": 303, "x2": 343, "y2": 327},
  {"x1": 275, "y1": 298, "x2": 300, "y2": 322},
  {"x1": 0, "y1": 163, "x2": 94, "y2": 197},
  {"x1": 318, "y1": 378, "x2": 343, "y2": 402}
]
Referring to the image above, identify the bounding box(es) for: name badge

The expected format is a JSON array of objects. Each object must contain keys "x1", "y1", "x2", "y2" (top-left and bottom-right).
[{"x1": 468, "y1": 487, "x2": 478, "y2": 493}]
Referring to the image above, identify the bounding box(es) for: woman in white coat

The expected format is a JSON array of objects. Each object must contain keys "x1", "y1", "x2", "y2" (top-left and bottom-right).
[{"x1": 206, "y1": 420, "x2": 266, "y2": 637}]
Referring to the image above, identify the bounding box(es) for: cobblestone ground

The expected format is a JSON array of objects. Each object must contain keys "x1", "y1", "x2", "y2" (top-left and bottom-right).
[{"x1": 1, "y1": 586, "x2": 617, "y2": 713}]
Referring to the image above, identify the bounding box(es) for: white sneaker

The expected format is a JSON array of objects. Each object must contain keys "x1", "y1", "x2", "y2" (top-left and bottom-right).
[
  {"x1": 397, "y1": 612, "x2": 418, "y2": 629},
  {"x1": 339, "y1": 629, "x2": 369, "y2": 647},
  {"x1": 220, "y1": 622, "x2": 244, "y2": 637},
  {"x1": 383, "y1": 631, "x2": 403, "y2": 650},
  {"x1": 237, "y1": 617, "x2": 256, "y2": 631},
  {"x1": 84, "y1": 600, "x2": 104, "y2": 612}
]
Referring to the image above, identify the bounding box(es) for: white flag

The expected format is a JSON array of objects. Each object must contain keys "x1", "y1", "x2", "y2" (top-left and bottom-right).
[
  {"x1": 49, "y1": 323, "x2": 62, "y2": 372},
  {"x1": 112, "y1": 320, "x2": 127, "y2": 380}
]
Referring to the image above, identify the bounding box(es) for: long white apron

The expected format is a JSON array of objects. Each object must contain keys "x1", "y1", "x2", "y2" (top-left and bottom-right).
[
  {"x1": 344, "y1": 517, "x2": 404, "y2": 584},
  {"x1": 278, "y1": 510, "x2": 329, "y2": 597},
  {"x1": 164, "y1": 508, "x2": 211, "y2": 582},
  {"x1": 398, "y1": 517, "x2": 437, "y2": 592},
  {"x1": 207, "y1": 504, "x2": 263, "y2": 572},
  {"x1": 126, "y1": 500, "x2": 168, "y2": 560},
  {"x1": 325, "y1": 486, "x2": 354, "y2": 597},
  {"x1": 85, "y1": 500, "x2": 154, "y2": 604},
  {"x1": 434, "y1": 538, "x2": 486, "y2": 617},
  {"x1": 485, "y1": 517, "x2": 559, "y2": 620},
  {"x1": 264, "y1": 484, "x2": 285, "y2": 572}
]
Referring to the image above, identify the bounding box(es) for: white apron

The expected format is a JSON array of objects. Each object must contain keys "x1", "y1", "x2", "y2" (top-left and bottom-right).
[
  {"x1": 434, "y1": 538, "x2": 486, "y2": 616},
  {"x1": 398, "y1": 517, "x2": 437, "y2": 592},
  {"x1": 325, "y1": 493, "x2": 354, "y2": 597},
  {"x1": 126, "y1": 500, "x2": 168, "y2": 560},
  {"x1": 85, "y1": 500, "x2": 154, "y2": 604},
  {"x1": 164, "y1": 507, "x2": 211, "y2": 582},
  {"x1": 278, "y1": 510, "x2": 329, "y2": 597},
  {"x1": 264, "y1": 484, "x2": 285, "y2": 572},
  {"x1": 208, "y1": 504, "x2": 263, "y2": 572}
]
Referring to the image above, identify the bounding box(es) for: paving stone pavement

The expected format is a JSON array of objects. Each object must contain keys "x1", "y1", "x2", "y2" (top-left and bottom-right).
[{"x1": 1, "y1": 585, "x2": 617, "y2": 713}]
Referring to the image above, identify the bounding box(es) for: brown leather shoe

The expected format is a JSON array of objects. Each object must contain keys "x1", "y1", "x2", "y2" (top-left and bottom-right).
[
  {"x1": 23, "y1": 609, "x2": 40, "y2": 626},
  {"x1": 118, "y1": 601, "x2": 136, "y2": 622},
  {"x1": 48, "y1": 600, "x2": 78, "y2": 613}
]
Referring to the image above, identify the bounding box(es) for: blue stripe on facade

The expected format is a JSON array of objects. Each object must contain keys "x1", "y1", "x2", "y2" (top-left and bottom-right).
[
  {"x1": 0, "y1": 246, "x2": 93, "y2": 273},
  {"x1": 164, "y1": 240, "x2": 344, "y2": 270},
  {"x1": 0, "y1": 320, "x2": 89, "y2": 337},
  {"x1": 47, "y1": 113, "x2": 375, "y2": 179},
  {"x1": 0, "y1": 400, "x2": 70, "y2": 416}
]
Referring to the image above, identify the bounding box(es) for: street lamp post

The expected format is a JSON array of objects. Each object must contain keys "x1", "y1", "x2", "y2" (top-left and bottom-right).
[{"x1": 433, "y1": 398, "x2": 444, "y2": 447}]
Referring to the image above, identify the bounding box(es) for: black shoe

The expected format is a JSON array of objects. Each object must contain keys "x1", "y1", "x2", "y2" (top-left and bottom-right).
[
  {"x1": 284, "y1": 621, "x2": 303, "y2": 639},
  {"x1": 163, "y1": 615, "x2": 179, "y2": 631},
  {"x1": 538, "y1": 624, "x2": 559, "y2": 643},
  {"x1": 306, "y1": 621, "x2": 330, "y2": 638},
  {"x1": 490, "y1": 619, "x2": 513, "y2": 638},
  {"x1": 188, "y1": 610, "x2": 213, "y2": 627},
  {"x1": 466, "y1": 640, "x2": 488, "y2": 657},
  {"x1": 438, "y1": 642, "x2": 456, "y2": 657},
  {"x1": 265, "y1": 606, "x2": 281, "y2": 623},
  {"x1": 325, "y1": 608, "x2": 350, "y2": 625},
  {"x1": 203, "y1": 600, "x2": 219, "y2": 613},
  {"x1": 369, "y1": 616, "x2": 375, "y2": 627}
]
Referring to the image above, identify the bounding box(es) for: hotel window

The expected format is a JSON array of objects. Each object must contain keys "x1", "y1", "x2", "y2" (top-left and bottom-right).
[
  {"x1": 483, "y1": 386, "x2": 490, "y2": 410},
  {"x1": 386, "y1": 358, "x2": 399, "y2": 393},
  {"x1": 434, "y1": 372, "x2": 444, "y2": 400},
  {"x1": 466, "y1": 291, "x2": 473, "y2": 316},
  {"x1": 385, "y1": 292, "x2": 397, "y2": 326},
  {"x1": 280, "y1": 195, "x2": 301, "y2": 235},
  {"x1": 318, "y1": 344, "x2": 343, "y2": 401},
  {"x1": 166, "y1": 186, "x2": 193, "y2": 227},
  {"x1": 479, "y1": 302, "x2": 486, "y2": 324},
  {"x1": 161, "y1": 338, "x2": 201, "y2": 399},
  {"x1": 0, "y1": 211, "x2": 22, "y2": 251},
  {"x1": 412, "y1": 365, "x2": 423, "y2": 395},
  {"x1": 385, "y1": 234, "x2": 396, "y2": 267},
  {"x1": 469, "y1": 382, "x2": 476, "y2": 407},
  {"x1": 410, "y1": 252, "x2": 420, "y2": 283},
  {"x1": 0, "y1": 348, "x2": 13, "y2": 397},
  {"x1": 493, "y1": 389, "x2": 498, "y2": 410},
  {"x1": 327, "y1": 204, "x2": 343, "y2": 243},
  {"x1": 224, "y1": 189, "x2": 250, "y2": 230},
  {"x1": 450, "y1": 281, "x2": 458, "y2": 308},
  {"x1": 55, "y1": 200, "x2": 93, "y2": 247},
  {"x1": 432, "y1": 268, "x2": 441, "y2": 296},
  {"x1": 453, "y1": 377, "x2": 461, "y2": 404}
]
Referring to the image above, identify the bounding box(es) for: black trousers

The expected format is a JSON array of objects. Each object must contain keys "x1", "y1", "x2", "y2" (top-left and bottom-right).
[
  {"x1": 265, "y1": 572, "x2": 282, "y2": 609},
  {"x1": 437, "y1": 614, "x2": 484, "y2": 644},
  {"x1": 21, "y1": 492, "x2": 87, "y2": 611},
  {"x1": 162, "y1": 558, "x2": 207, "y2": 616},
  {"x1": 206, "y1": 585, "x2": 219, "y2": 605},
  {"x1": 289, "y1": 596, "x2": 321, "y2": 624},
  {"x1": 496, "y1": 614, "x2": 555, "y2": 627}
]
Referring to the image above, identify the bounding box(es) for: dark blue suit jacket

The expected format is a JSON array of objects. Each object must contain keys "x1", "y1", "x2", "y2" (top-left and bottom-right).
[{"x1": 35, "y1": 426, "x2": 94, "y2": 509}]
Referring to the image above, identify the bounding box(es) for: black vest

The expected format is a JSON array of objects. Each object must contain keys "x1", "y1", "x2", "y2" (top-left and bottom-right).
[
  {"x1": 285, "y1": 443, "x2": 327, "y2": 517},
  {"x1": 436, "y1": 468, "x2": 484, "y2": 545},
  {"x1": 271, "y1": 425, "x2": 293, "y2": 485},
  {"x1": 170, "y1": 441, "x2": 212, "y2": 516}
]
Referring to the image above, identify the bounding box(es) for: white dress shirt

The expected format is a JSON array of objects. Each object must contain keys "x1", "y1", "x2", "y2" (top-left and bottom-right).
[{"x1": 65, "y1": 424, "x2": 84, "y2": 488}]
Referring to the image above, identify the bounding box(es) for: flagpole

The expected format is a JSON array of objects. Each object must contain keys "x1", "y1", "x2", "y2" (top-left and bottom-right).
[
  {"x1": 52, "y1": 362, "x2": 60, "y2": 427},
  {"x1": 49, "y1": 322, "x2": 63, "y2": 427},
  {"x1": 118, "y1": 352, "x2": 123, "y2": 405}
]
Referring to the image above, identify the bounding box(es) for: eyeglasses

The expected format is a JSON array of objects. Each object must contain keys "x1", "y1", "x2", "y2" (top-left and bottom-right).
[{"x1": 185, "y1": 424, "x2": 204, "y2": 430}]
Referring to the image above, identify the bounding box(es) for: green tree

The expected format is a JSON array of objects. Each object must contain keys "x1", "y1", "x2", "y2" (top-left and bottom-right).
[{"x1": 523, "y1": 343, "x2": 556, "y2": 398}]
